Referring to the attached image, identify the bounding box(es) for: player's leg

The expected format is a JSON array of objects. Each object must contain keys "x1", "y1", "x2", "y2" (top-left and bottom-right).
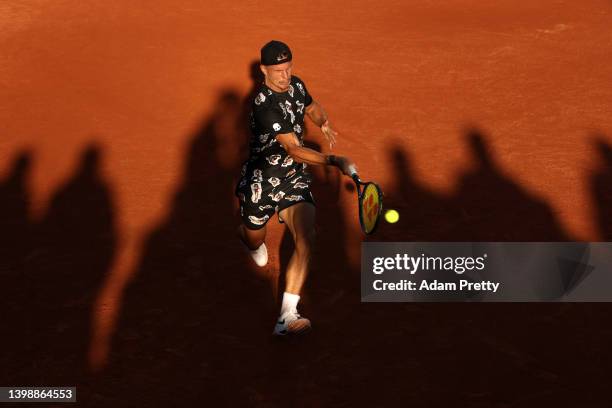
[
  {"x1": 236, "y1": 185, "x2": 273, "y2": 267},
  {"x1": 238, "y1": 223, "x2": 266, "y2": 250},
  {"x1": 237, "y1": 222, "x2": 268, "y2": 267},
  {"x1": 280, "y1": 202, "x2": 316, "y2": 294},
  {"x1": 273, "y1": 201, "x2": 315, "y2": 335}
]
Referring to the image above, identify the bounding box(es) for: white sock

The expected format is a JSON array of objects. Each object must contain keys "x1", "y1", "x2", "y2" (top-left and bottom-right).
[{"x1": 280, "y1": 292, "x2": 300, "y2": 317}]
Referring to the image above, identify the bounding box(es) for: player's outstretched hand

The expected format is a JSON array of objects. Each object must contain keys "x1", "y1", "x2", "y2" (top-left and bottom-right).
[
  {"x1": 334, "y1": 156, "x2": 357, "y2": 176},
  {"x1": 321, "y1": 120, "x2": 337, "y2": 149}
]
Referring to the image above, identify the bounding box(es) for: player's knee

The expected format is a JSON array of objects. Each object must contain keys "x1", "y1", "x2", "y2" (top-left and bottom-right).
[{"x1": 240, "y1": 224, "x2": 266, "y2": 249}]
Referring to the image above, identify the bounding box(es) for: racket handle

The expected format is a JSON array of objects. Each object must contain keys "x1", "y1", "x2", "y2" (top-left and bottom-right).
[{"x1": 348, "y1": 165, "x2": 361, "y2": 184}]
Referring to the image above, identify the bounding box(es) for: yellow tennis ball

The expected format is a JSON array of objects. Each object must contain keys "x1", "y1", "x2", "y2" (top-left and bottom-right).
[{"x1": 384, "y1": 209, "x2": 399, "y2": 223}]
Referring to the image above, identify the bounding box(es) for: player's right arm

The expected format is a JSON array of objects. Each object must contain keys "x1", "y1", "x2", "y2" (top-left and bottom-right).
[
  {"x1": 254, "y1": 99, "x2": 356, "y2": 175},
  {"x1": 276, "y1": 132, "x2": 355, "y2": 175}
]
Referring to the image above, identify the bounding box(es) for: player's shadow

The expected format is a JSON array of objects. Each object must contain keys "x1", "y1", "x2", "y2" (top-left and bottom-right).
[
  {"x1": 0, "y1": 144, "x2": 117, "y2": 386},
  {"x1": 103, "y1": 90, "x2": 277, "y2": 406},
  {"x1": 590, "y1": 135, "x2": 612, "y2": 239}
]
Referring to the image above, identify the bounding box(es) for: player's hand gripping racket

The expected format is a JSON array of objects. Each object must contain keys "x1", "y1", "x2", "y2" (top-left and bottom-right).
[{"x1": 348, "y1": 165, "x2": 383, "y2": 235}]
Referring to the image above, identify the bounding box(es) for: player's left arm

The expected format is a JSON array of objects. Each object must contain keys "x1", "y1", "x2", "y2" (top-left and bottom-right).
[{"x1": 306, "y1": 100, "x2": 337, "y2": 149}]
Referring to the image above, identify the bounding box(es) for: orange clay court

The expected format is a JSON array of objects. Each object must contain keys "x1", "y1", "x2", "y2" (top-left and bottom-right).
[{"x1": 1, "y1": 1, "x2": 611, "y2": 406}]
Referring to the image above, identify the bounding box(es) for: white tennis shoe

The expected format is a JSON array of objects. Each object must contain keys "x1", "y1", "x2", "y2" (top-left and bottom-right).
[{"x1": 273, "y1": 310, "x2": 312, "y2": 336}]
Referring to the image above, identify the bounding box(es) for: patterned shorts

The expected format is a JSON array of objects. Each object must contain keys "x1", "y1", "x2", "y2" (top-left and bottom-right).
[{"x1": 235, "y1": 170, "x2": 315, "y2": 230}]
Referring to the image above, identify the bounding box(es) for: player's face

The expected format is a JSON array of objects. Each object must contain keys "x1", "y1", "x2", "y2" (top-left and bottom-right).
[{"x1": 261, "y1": 61, "x2": 293, "y2": 92}]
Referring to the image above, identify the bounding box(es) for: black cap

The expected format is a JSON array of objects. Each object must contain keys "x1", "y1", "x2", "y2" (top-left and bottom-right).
[{"x1": 260, "y1": 40, "x2": 292, "y2": 66}]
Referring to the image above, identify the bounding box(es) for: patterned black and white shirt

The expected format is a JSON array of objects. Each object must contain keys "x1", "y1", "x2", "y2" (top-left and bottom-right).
[
  {"x1": 235, "y1": 75, "x2": 315, "y2": 228},
  {"x1": 243, "y1": 75, "x2": 312, "y2": 180}
]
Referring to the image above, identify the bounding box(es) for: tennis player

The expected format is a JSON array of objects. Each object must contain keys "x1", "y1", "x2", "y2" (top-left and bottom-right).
[{"x1": 235, "y1": 40, "x2": 357, "y2": 335}]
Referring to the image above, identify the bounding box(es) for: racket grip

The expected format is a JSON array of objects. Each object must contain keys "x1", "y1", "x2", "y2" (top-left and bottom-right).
[{"x1": 348, "y1": 164, "x2": 358, "y2": 177}]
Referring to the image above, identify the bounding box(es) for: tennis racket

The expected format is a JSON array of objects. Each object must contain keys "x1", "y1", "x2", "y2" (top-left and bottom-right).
[{"x1": 348, "y1": 165, "x2": 383, "y2": 235}]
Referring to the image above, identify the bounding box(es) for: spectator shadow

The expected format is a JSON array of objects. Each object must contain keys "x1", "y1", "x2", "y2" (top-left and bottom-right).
[
  {"x1": 48, "y1": 125, "x2": 611, "y2": 406},
  {"x1": 0, "y1": 150, "x2": 33, "y2": 384},
  {"x1": 0, "y1": 144, "x2": 117, "y2": 387},
  {"x1": 590, "y1": 135, "x2": 612, "y2": 240},
  {"x1": 103, "y1": 90, "x2": 277, "y2": 406},
  {"x1": 355, "y1": 128, "x2": 607, "y2": 406},
  {"x1": 237, "y1": 59, "x2": 263, "y2": 163},
  {"x1": 449, "y1": 129, "x2": 571, "y2": 241},
  {"x1": 376, "y1": 141, "x2": 455, "y2": 241},
  {"x1": 381, "y1": 128, "x2": 572, "y2": 241}
]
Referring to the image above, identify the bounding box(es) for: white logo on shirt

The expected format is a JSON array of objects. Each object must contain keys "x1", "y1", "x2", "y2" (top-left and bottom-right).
[
  {"x1": 251, "y1": 182, "x2": 262, "y2": 203},
  {"x1": 266, "y1": 155, "x2": 282, "y2": 165},
  {"x1": 296, "y1": 82, "x2": 305, "y2": 96},
  {"x1": 248, "y1": 214, "x2": 270, "y2": 225},
  {"x1": 296, "y1": 100, "x2": 305, "y2": 114},
  {"x1": 281, "y1": 156, "x2": 294, "y2": 167},
  {"x1": 286, "y1": 195, "x2": 304, "y2": 202},
  {"x1": 268, "y1": 191, "x2": 286, "y2": 202},
  {"x1": 252, "y1": 169, "x2": 263, "y2": 182},
  {"x1": 273, "y1": 123, "x2": 281, "y2": 131},
  {"x1": 259, "y1": 138, "x2": 277, "y2": 152},
  {"x1": 285, "y1": 100, "x2": 295, "y2": 124},
  {"x1": 255, "y1": 92, "x2": 266, "y2": 106},
  {"x1": 268, "y1": 177, "x2": 281, "y2": 187}
]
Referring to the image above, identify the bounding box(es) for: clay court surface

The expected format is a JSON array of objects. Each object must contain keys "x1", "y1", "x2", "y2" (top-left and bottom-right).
[{"x1": 1, "y1": 0, "x2": 612, "y2": 406}]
